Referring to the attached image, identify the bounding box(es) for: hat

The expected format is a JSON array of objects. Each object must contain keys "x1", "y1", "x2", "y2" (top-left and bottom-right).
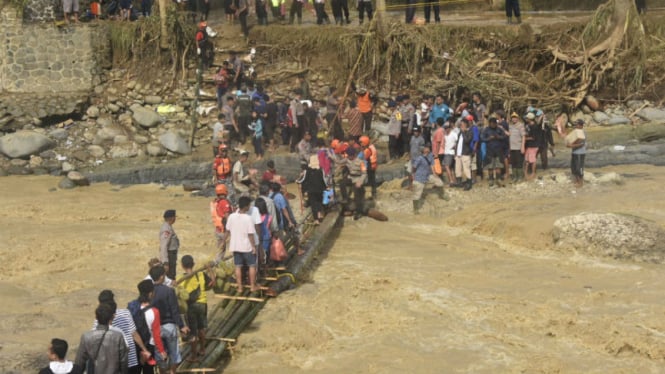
[
  {"x1": 526, "y1": 112, "x2": 536, "y2": 120},
  {"x1": 574, "y1": 119, "x2": 585, "y2": 126},
  {"x1": 163, "y1": 209, "x2": 176, "y2": 218},
  {"x1": 510, "y1": 112, "x2": 519, "y2": 118},
  {"x1": 181, "y1": 255, "x2": 194, "y2": 268},
  {"x1": 98, "y1": 290, "x2": 115, "y2": 303},
  {"x1": 240, "y1": 150, "x2": 250, "y2": 156}
]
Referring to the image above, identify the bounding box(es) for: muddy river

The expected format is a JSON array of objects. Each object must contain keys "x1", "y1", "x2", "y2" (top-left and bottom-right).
[{"x1": 2, "y1": 165, "x2": 665, "y2": 373}]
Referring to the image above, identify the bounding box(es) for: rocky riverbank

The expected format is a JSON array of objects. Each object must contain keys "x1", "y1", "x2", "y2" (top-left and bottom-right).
[{"x1": 1, "y1": 64, "x2": 665, "y2": 183}]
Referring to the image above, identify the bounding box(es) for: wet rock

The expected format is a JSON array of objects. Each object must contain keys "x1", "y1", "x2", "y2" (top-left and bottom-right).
[
  {"x1": 49, "y1": 128, "x2": 69, "y2": 141},
  {"x1": 146, "y1": 143, "x2": 166, "y2": 157},
  {"x1": 131, "y1": 105, "x2": 162, "y2": 128},
  {"x1": 29, "y1": 155, "x2": 43, "y2": 168},
  {"x1": 109, "y1": 143, "x2": 140, "y2": 158},
  {"x1": 10, "y1": 158, "x2": 28, "y2": 167},
  {"x1": 87, "y1": 145, "x2": 106, "y2": 158},
  {"x1": 7, "y1": 164, "x2": 32, "y2": 175},
  {"x1": 86, "y1": 105, "x2": 100, "y2": 118},
  {"x1": 553, "y1": 213, "x2": 665, "y2": 264},
  {"x1": 113, "y1": 135, "x2": 129, "y2": 144},
  {"x1": 32, "y1": 167, "x2": 49, "y2": 175},
  {"x1": 0, "y1": 131, "x2": 55, "y2": 158},
  {"x1": 96, "y1": 116, "x2": 113, "y2": 127},
  {"x1": 159, "y1": 132, "x2": 191, "y2": 154},
  {"x1": 67, "y1": 171, "x2": 90, "y2": 186},
  {"x1": 71, "y1": 150, "x2": 90, "y2": 162},
  {"x1": 145, "y1": 95, "x2": 163, "y2": 105},
  {"x1": 592, "y1": 111, "x2": 610, "y2": 125},
  {"x1": 637, "y1": 108, "x2": 665, "y2": 122},
  {"x1": 58, "y1": 177, "x2": 76, "y2": 189},
  {"x1": 97, "y1": 123, "x2": 127, "y2": 142},
  {"x1": 40, "y1": 150, "x2": 57, "y2": 159},
  {"x1": 585, "y1": 95, "x2": 600, "y2": 111},
  {"x1": 108, "y1": 103, "x2": 120, "y2": 113},
  {"x1": 62, "y1": 161, "x2": 75, "y2": 172},
  {"x1": 134, "y1": 135, "x2": 149, "y2": 144}
]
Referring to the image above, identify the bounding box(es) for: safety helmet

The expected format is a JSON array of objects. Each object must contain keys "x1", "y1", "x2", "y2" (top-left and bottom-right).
[
  {"x1": 330, "y1": 139, "x2": 340, "y2": 149},
  {"x1": 359, "y1": 136, "x2": 370, "y2": 147},
  {"x1": 218, "y1": 143, "x2": 228, "y2": 151},
  {"x1": 198, "y1": 21, "x2": 207, "y2": 30},
  {"x1": 465, "y1": 114, "x2": 474, "y2": 122},
  {"x1": 215, "y1": 184, "x2": 228, "y2": 195}
]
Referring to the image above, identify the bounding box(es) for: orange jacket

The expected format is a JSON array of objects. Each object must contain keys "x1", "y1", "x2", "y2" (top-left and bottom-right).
[
  {"x1": 357, "y1": 92, "x2": 372, "y2": 113},
  {"x1": 363, "y1": 144, "x2": 378, "y2": 170},
  {"x1": 210, "y1": 198, "x2": 232, "y2": 232}
]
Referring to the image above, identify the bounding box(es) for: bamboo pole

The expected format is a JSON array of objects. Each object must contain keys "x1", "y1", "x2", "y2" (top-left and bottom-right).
[{"x1": 215, "y1": 295, "x2": 265, "y2": 302}]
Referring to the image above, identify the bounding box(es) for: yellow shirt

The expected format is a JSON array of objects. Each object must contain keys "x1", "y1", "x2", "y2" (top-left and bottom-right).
[{"x1": 178, "y1": 272, "x2": 207, "y2": 304}]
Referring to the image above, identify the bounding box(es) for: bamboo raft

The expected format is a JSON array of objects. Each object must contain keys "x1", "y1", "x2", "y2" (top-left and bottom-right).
[{"x1": 176, "y1": 209, "x2": 343, "y2": 373}]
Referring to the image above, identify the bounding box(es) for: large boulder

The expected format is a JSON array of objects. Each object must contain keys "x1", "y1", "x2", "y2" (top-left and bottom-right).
[
  {"x1": 0, "y1": 131, "x2": 55, "y2": 158},
  {"x1": 159, "y1": 132, "x2": 191, "y2": 154},
  {"x1": 636, "y1": 108, "x2": 665, "y2": 122},
  {"x1": 131, "y1": 105, "x2": 162, "y2": 128},
  {"x1": 552, "y1": 213, "x2": 665, "y2": 263}
]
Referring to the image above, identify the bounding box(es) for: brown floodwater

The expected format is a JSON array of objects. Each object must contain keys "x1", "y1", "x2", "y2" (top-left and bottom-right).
[{"x1": 2, "y1": 165, "x2": 665, "y2": 373}]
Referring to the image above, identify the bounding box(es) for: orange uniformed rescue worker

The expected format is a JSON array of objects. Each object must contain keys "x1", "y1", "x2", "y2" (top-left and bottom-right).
[
  {"x1": 213, "y1": 143, "x2": 235, "y2": 204},
  {"x1": 211, "y1": 184, "x2": 233, "y2": 250},
  {"x1": 360, "y1": 135, "x2": 378, "y2": 199}
]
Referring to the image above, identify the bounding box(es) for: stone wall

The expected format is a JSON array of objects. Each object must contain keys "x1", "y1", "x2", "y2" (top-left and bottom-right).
[
  {"x1": 0, "y1": 6, "x2": 110, "y2": 94},
  {"x1": 24, "y1": 0, "x2": 59, "y2": 22}
]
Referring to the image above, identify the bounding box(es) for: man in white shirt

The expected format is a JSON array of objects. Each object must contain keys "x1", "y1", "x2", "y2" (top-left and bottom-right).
[{"x1": 223, "y1": 196, "x2": 259, "y2": 292}]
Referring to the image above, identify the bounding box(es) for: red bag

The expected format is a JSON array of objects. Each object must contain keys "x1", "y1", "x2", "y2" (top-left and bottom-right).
[{"x1": 270, "y1": 236, "x2": 287, "y2": 262}]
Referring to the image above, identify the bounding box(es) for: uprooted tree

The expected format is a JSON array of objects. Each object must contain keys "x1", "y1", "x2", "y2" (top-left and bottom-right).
[{"x1": 252, "y1": 0, "x2": 664, "y2": 111}]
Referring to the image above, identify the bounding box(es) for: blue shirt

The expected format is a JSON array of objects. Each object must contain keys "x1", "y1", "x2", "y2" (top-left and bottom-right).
[
  {"x1": 270, "y1": 191, "x2": 296, "y2": 229},
  {"x1": 429, "y1": 103, "x2": 450, "y2": 124},
  {"x1": 572, "y1": 130, "x2": 587, "y2": 155},
  {"x1": 412, "y1": 153, "x2": 433, "y2": 183},
  {"x1": 250, "y1": 118, "x2": 263, "y2": 139}
]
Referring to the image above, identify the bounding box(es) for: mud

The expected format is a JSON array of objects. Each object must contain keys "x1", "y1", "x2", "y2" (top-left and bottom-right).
[{"x1": 2, "y1": 165, "x2": 665, "y2": 372}]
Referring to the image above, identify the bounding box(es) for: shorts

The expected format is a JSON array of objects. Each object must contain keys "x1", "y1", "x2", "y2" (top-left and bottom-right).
[
  {"x1": 524, "y1": 147, "x2": 538, "y2": 163},
  {"x1": 412, "y1": 175, "x2": 444, "y2": 201},
  {"x1": 443, "y1": 154, "x2": 454, "y2": 167},
  {"x1": 156, "y1": 323, "x2": 181, "y2": 367},
  {"x1": 484, "y1": 148, "x2": 504, "y2": 169},
  {"x1": 470, "y1": 153, "x2": 478, "y2": 171},
  {"x1": 120, "y1": 0, "x2": 132, "y2": 9},
  {"x1": 233, "y1": 251, "x2": 257, "y2": 267},
  {"x1": 63, "y1": 0, "x2": 79, "y2": 12},
  {"x1": 571, "y1": 154, "x2": 585, "y2": 177},
  {"x1": 187, "y1": 303, "x2": 208, "y2": 336}
]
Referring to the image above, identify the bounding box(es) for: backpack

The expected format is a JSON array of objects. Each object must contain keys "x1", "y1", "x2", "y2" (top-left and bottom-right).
[
  {"x1": 128, "y1": 300, "x2": 152, "y2": 349},
  {"x1": 237, "y1": 95, "x2": 251, "y2": 117}
]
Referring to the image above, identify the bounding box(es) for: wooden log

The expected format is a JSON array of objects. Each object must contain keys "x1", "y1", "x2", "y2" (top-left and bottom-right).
[
  {"x1": 268, "y1": 209, "x2": 342, "y2": 295},
  {"x1": 176, "y1": 369, "x2": 217, "y2": 373},
  {"x1": 208, "y1": 337, "x2": 236, "y2": 343},
  {"x1": 228, "y1": 283, "x2": 271, "y2": 290},
  {"x1": 215, "y1": 295, "x2": 265, "y2": 302}
]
